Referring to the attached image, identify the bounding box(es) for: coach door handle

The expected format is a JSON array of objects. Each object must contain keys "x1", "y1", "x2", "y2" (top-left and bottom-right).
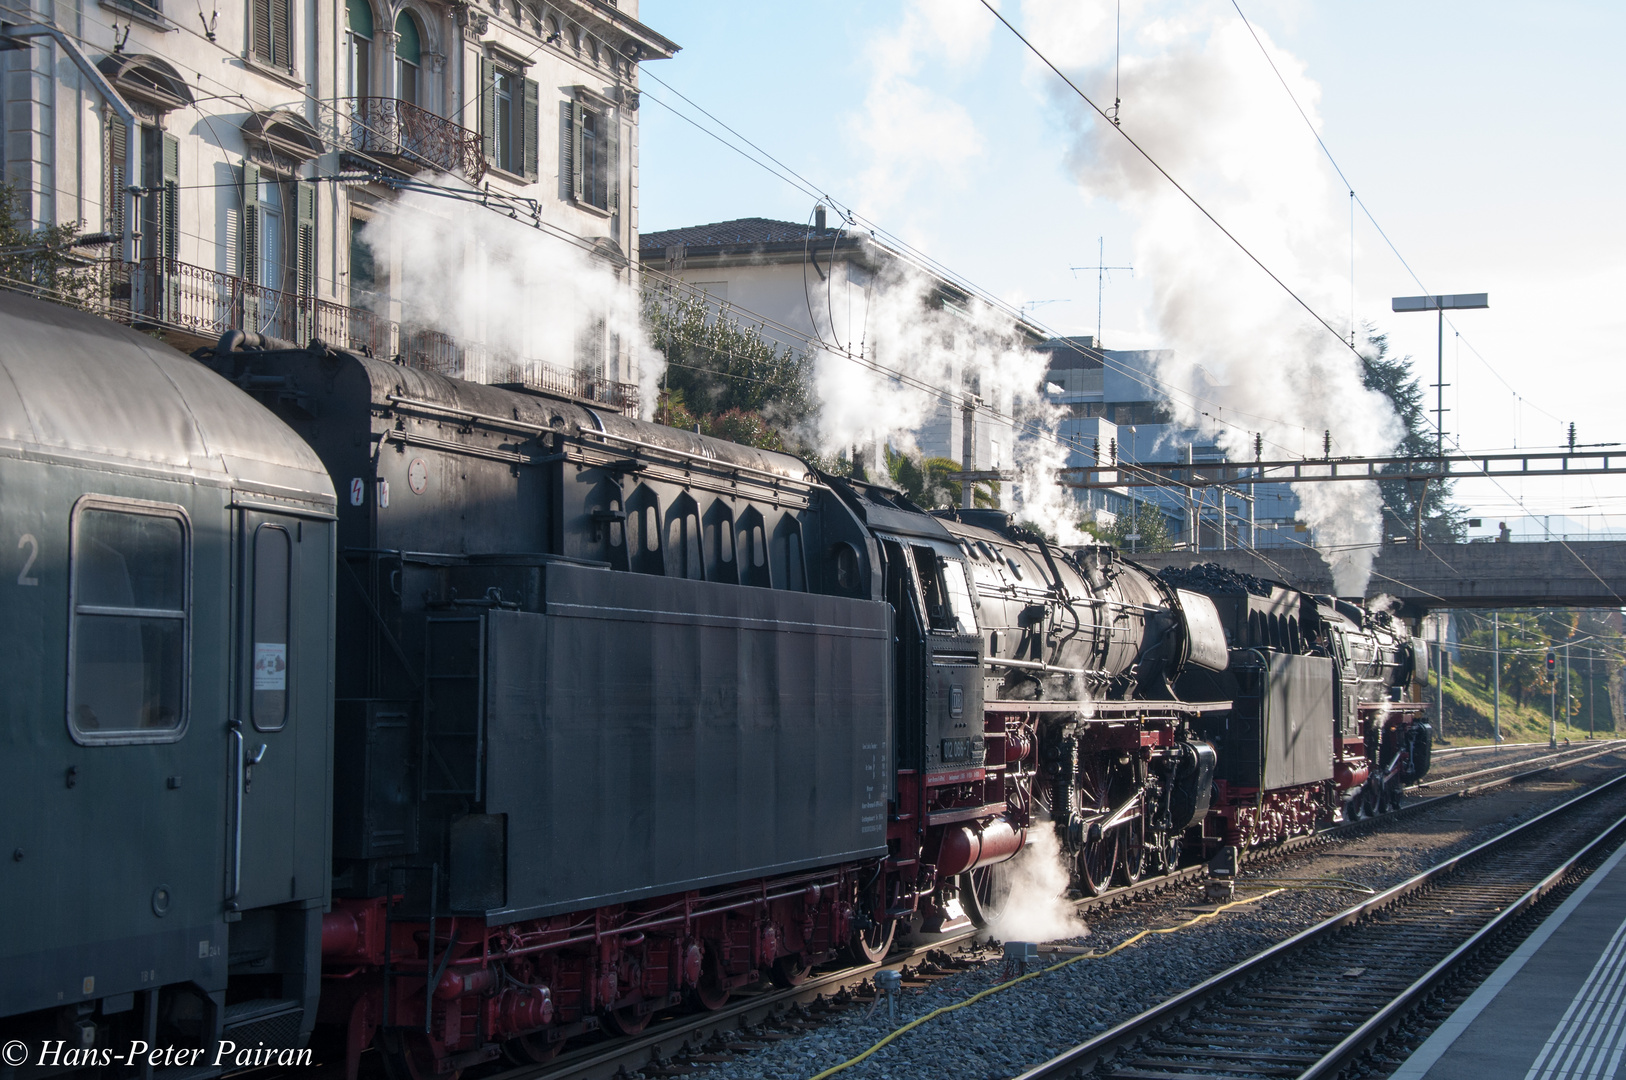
[{"x1": 228, "y1": 723, "x2": 244, "y2": 907}]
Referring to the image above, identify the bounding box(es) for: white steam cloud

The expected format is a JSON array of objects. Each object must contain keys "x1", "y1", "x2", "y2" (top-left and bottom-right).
[
  {"x1": 1031, "y1": 0, "x2": 1404, "y2": 594},
  {"x1": 359, "y1": 179, "x2": 661, "y2": 418},
  {"x1": 805, "y1": 254, "x2": 1089, "y2": 546},
  {"x1": 985, "y1": 823, "x2": 1089, "y2": 944}
]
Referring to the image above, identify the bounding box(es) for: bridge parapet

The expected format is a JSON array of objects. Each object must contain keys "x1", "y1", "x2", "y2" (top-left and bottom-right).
[{"x1": 1132, "y1": 541, "x2": 1626, "y2": 611}]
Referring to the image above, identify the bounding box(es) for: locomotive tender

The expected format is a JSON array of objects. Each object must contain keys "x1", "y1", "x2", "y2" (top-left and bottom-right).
[{"x1": 0, "y1": 293, "x2": 1429, "y2": 1078}]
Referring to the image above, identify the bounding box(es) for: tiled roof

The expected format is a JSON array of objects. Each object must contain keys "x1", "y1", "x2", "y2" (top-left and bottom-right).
[{"x1": 638, "y1": 217, "x2": 844, "y2": 254}]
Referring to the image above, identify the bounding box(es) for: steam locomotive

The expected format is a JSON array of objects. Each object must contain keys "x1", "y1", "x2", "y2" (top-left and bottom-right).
[{"x1": 0, "y1": 292, "x2": 1430, "y2": 1079}]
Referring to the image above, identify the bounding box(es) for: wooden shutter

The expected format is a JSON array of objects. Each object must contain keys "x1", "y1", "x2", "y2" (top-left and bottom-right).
[
  {"x1": 607, "y1": 111, "x2": 619, "y2": 218},
  {"x1": 106, "y1": 120, "x2": 127, "y2": 236},
  {"x1": 295, "y1": 181, "x2": 316, "y2": 296},
  {"x1": 270, "y1": 0, "x2": 291, "y2": 68},
  {"x1": 241, "y1": 163, "x2": 260, "y2": 279},
  {"x1": 522, "y1": 78, "x2": 538, "y2": 180},
  {"x1": 559, "y1": 100, "x2": 573, "y2": 199},
  {"x1": 570, "y1": 101, "x2": 584, "y2": 203},
  {"x1": 479, "y1": 56, "x2": 496, "y2": 164},
  {"x1": 252, "y1": 0, "x2": 272, "y2": 64},
  {"x1": 160, "y1": 133, "x2": 180, "y2": 262}
]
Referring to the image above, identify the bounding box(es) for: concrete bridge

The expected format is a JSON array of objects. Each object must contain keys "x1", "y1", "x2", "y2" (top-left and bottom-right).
[{"x1": 1134, "y1": 541, "x2": 1626, "y2": 612}]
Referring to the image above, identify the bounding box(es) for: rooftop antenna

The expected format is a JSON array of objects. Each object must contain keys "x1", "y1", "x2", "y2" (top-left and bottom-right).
[{"x1": 1070, "y1": 236, "x2": 1132, "y2": 348}]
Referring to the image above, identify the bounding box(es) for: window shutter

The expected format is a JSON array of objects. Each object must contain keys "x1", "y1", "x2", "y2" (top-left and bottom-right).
[
  {"x1": 270, "y1": 0, "x2": 291, "y2": 68},
  {"x1": 607, "y1": 112, "x2": 619, "y2": 218},
  {"x1": 106, "y1": 120, "x2": 127, "y2": 236},
  {"x1": 241, "y1": 163, "x2": 260, "y2": 279},
  {"x1": 479, "y1": 56, "x2": 496, "y2": 163},
  {"x1": 296, "y1": 180, "x2": 316, "y2": 296},
  {"x1": 559, "y1": 100, "x2": 573, "y2": 199},
  {"x1": 570, "y1": 101, "x2": 584, "y2": 203},
  {"x1": 521, "y1": 78, "x2": 538, "y2": 180},
  {"x1": 251, "y1": 0, "x2": 272, "y2": 64},
  {"x1": 160, "y1": 133, "x2": 180, "y2": 262}
]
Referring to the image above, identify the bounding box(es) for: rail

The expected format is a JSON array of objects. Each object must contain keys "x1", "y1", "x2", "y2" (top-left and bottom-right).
[{"x1": 1014, "y1": 762, "x2": 1626, "y2": 1080}]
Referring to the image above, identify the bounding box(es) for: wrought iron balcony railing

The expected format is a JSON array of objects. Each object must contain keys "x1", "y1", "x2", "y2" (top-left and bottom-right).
[
  {"x1": 85, "y1": 258, "x2": 638, "y2": 417},
  {"x1": 342, "y1": 97, "x2": 486, "y2": 180}
]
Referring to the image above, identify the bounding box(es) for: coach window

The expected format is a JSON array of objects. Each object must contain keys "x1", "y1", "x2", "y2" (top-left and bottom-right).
[
  {"x1": 251, "y1": 525, "x2": 291, "y2": 730},
  {"x1": 68, "y1": 499, "x2": 190, "y2": 743}
]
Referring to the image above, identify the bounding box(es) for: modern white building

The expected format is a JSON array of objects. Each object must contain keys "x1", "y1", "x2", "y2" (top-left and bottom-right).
[
  {"x1": 1038, "y1": 335, "x2": 1306, "y2": 549},
  {"x1": 3, "y1": 0, "x2": 674, "y2": 413}
]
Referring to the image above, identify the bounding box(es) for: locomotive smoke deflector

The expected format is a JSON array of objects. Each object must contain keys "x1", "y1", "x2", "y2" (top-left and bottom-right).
[{"x1": 1176, "y1": 589, "x2": 1230, "y2": 672}]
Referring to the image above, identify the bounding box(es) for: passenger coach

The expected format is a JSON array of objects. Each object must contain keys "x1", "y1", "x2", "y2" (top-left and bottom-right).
[{"x1": 0, "y1": 293, "x2": 337, "y2": 1054}]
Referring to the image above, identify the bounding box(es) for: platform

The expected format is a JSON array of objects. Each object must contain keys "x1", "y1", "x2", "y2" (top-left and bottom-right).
[{"x1": 1392, "y1": 840, "x2": 1626, "y2": 1080}]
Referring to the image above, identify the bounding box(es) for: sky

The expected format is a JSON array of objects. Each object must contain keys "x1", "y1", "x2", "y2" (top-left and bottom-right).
[{"x1": 634, "y1": 0, "x2": 1626, "y2": 539}]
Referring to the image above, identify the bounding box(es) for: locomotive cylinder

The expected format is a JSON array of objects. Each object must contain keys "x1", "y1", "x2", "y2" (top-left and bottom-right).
[
  {"x1": 937, "y1": 819, "x2": 1025, "y2": 878},
  {"x1": 1334, "y1": 762, "x2": 1370, "y2": 790}
]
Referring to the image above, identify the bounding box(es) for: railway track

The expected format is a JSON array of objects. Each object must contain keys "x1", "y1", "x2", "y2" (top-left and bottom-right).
[
  {"x1": 1012, "y1": 768, "x2": 1626, "y2": 1080},
  {"x1": 475, "y1": 743, "x2": 1626, "y2": 1080}
]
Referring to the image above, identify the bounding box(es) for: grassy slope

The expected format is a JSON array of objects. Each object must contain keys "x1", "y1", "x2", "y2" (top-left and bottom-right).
[{"x1": 1426, "y1": 667, "x2": 1617, "y2": 746}]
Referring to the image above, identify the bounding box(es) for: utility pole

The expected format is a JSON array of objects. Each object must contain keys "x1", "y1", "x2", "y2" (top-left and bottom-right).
[
  {"x1": 960, "y1": 396, "x2": 976, "y2": 510},
  {"x1": 1436, "y1": 613, "x2": 1445, "y2": 742},
  {"x1": 1548, "y1": 647, "x2": 1558, "y2": 749},
  {"x1": 1565, "y1": 637, "x2": 1572, "y2": 741},
  {"x1": 1492, "y1": 611, "x2": 1501, "y2": 743},
  {"x1": 1186, "y1": 445, "x2": 1197, "y2": 552},
  {"x1": 1589, "y1": 648, "x2": 1595, "y2": 739}
]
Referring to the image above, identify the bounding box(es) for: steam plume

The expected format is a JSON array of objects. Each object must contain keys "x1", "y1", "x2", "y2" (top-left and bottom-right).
[
  {"x1": 359, "y1": 179, "x2": 661, "y2": 418},
  {"x1": 1032, "y1": 1, "x2": 1403, "y2": 593},
  {"x1": 985, "y1": 822, "x2": 1089, "y2": 943}
]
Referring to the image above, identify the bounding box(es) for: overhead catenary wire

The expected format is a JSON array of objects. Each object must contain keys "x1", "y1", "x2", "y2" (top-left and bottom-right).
[
  {"x1": 1225, "y1": 0, "x2": 1566, "y2": 430},
  {"x1": 973, "y1": 0, "x2": 1360, "y2": 359}
]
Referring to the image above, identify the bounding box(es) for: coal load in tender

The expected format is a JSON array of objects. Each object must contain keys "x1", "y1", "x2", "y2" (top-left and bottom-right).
[{"x1": 1157, "y1": 562, "x2": 1277, "y2": 598}]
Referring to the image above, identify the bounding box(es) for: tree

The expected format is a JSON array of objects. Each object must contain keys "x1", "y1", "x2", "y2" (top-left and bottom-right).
[
  {"x1": 645, "y1": 287, "x2": 815, "y2": 452},
  {"x1": 1360, "y1": 327, "x2": 1465, "y2": 543},
  {"x1": 883, "y1": 447, "x2": 998, "y2": 508},
  {"x1": 0, "y1": 182, "x2": 99, "y2": 311},
  {"x1": 1097, "y1": 503, "x2": 1173, "y2": 554}
]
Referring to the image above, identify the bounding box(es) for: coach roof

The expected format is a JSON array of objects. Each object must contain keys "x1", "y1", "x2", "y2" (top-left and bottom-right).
[{"x1": 0, "y1": 290, "x2": 333, "y2": 503}]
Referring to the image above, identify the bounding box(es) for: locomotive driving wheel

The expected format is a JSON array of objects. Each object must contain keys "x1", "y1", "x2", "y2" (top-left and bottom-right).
[
  {"x1": 960, "y1": 861, "x2": 1014, "y2": 928},
  {"x1": 1114, "y1": 815, "x2": 1146, "y2": 886},
  {"x1": 1073, "y1": 754, "x2": 1119, "y2": 897}
]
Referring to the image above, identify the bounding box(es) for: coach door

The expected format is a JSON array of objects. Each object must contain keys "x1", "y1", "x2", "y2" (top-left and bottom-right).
[{"x1": 228, "y1": 508, "x2": 327, "y2": 912}]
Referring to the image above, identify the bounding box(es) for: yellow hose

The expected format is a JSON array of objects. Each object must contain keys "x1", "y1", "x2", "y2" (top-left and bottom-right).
[{"x1": 805, "y1": 888, "x2": 1285, "y2": 1080}]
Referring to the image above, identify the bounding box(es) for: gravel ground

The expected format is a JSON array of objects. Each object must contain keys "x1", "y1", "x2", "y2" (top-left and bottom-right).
[{"x1": 676, "y1": 757, "x2": 1626, "y2": 1080}]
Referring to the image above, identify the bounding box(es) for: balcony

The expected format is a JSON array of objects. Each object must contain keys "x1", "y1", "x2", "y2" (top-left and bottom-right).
[
  {"x1": 91, "y1": 259, "x2": 638, "y2": 416},
  {"x1": 342, "y1": 97, "x2": 486, "y2": 180}
]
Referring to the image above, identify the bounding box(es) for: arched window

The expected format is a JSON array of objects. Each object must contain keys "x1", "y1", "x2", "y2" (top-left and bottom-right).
[
  {"x1": 394, "y1": 11, "x2": 421, "y2": 105},
  {"x1": 345, "y1": 0, "x2": 373, "y2": 96}
]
